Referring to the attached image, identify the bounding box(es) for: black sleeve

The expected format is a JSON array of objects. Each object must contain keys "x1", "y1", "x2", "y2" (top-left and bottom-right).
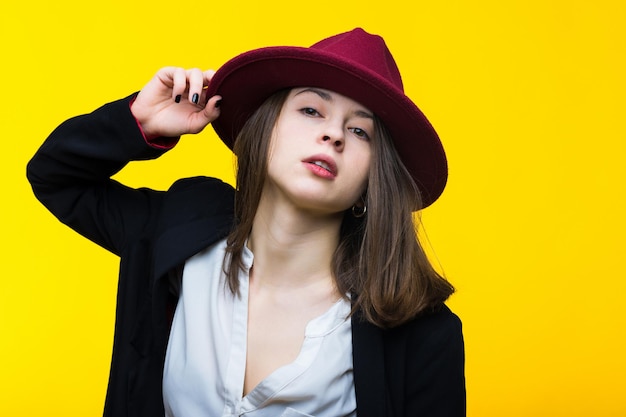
[{"x1": 26, "y1": 94, "x2": 179, "y2": 256}]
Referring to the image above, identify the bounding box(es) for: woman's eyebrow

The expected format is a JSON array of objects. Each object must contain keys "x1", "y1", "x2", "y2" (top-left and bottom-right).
[
  {"x1": 295, "y1": 88, "x2": 333, "y2": 101},
  {"x1": 295, "y1": 88, "x2": 373, "y2": 119},
  {"x1": 354, "y1": 110, "x2": 374, "y2": 120}
]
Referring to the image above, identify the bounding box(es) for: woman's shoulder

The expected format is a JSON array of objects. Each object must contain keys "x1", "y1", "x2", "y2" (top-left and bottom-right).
[
  {"x1": 167, "y1": 176, "x2": 234, "y2": 193},
  {"x1": 166, "y1": 176, "x2": 235, "y2": 204},
  {"x1": 158, "y1": 176, "x2": 236, "y2": 222},
  {"x1": 392, "y1": 304, "x2": 463, "y2": 348}
]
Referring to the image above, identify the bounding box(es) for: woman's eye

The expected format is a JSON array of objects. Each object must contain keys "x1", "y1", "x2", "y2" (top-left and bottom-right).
[
  {"x1": 349, "y1": 127, "x2": 370, "y2": 140},
  {"x1": 301, "y1": 107, "x2": 320, "y2": 117}
]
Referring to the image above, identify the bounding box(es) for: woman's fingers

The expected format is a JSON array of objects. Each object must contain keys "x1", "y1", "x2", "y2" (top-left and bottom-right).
[
  {"x1": 186, "y1": 68, "x2": 205, "y2": 104},
  {"x1": 132, "y1": 67, "x2": 222, "y2": 138},
  {"x1": 171, "y1": 67, "x2": 188, "y2": 101},
  {"x1": 203, "y1": 94, "x2": 222, "y2": 122},
  {"x1": 184, "y1": 94, "x2": 222, "y2": 134},
  {"x1": 152, "y1": 67, "x2": 215, "y2": 104},
  {"x1": 160, "y1": 67, "x2": 216, "y2": 106}
]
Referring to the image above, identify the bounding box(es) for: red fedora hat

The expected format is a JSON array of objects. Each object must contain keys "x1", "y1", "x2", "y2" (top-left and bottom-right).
[{"x1": 206, "y1": 28, "x2": 447, "y2": 209}]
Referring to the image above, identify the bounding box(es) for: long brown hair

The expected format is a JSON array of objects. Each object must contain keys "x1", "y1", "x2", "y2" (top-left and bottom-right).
[{"x1": 224, "y1": 89, "x2": 454, "y2": 328}]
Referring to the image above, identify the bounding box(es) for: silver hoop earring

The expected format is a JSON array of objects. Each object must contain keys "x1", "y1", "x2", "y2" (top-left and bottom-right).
[{"x1": 352, "y1": 204, "x2": 367, "y2": 218}]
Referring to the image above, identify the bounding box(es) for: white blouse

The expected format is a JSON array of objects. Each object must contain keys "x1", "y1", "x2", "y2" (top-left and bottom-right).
[{"x1": 163, "y1": 239, "x2": 356, "y2": 417}]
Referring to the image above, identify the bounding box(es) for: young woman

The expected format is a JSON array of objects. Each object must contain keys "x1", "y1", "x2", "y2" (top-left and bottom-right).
[{"x1": 28, "y1": 28, "x2": 465, "y2": 417}]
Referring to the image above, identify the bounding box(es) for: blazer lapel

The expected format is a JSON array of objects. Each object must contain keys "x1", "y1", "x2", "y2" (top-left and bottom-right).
[{"x1": 150, "y1": 214, "x2": 234, "y2": 336}]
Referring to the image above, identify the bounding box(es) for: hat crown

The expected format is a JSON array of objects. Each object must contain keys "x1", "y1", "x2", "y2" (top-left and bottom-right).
[{"x1": 310, "y1": 28, "x2": 404, "y2": 92}]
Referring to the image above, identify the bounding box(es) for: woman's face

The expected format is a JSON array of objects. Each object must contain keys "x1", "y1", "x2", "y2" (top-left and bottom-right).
[{"x1": 263, "y1": 87, "x2": 373, "y2": 215}]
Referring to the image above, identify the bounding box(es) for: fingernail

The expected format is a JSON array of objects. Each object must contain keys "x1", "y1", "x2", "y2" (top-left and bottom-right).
[
  {"x1": 175, "y1": 95, "x2": 182, "y2": 103},
  {"x1": 192, "y1": 93, "x2": 199, "y2": 104},
  {"x1": 215, "y1": 99, "x2": 222, "y2": 108}
]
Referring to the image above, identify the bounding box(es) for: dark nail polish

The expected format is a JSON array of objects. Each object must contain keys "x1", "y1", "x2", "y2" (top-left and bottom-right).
[
  {"x1": 192, "y1": 93, "x2": 199, "y2": 104},
  {"x1": 175, "y1": 95, "x2": 182, "y2": 103},
  {"x1": 215, "y1": 99, "x2": 222, "y2": 108}
]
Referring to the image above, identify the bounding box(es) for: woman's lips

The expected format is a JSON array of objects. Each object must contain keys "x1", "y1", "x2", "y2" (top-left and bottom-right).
[{"x1": 303, "y1": 154, "x2": 337, "y2": 179}]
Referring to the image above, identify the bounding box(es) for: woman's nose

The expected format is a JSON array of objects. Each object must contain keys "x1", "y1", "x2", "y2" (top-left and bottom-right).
[
  {"x1": 321, "y1": 124, "x2": 345, "y2": 151},
  {"x1": 322, "y1": 134, "x2": 345, "y2": 151}
]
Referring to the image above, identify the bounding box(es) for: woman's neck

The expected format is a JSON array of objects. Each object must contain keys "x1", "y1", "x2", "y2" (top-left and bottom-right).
[{"x1": 247, "y1": 194, "x2": 343, "y2": 292}]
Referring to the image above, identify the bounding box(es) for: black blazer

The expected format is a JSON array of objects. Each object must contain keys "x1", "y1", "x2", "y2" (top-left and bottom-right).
[{"x1": 27, "y1": 95, "x2": 465, "y2": 417}]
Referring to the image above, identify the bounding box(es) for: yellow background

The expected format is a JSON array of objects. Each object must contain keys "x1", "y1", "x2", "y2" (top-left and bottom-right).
[{"x1": 2, "y1": 0, "x2": 625, "y2": 416}]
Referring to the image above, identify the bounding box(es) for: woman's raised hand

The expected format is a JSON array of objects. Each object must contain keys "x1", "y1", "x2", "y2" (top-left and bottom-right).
[{"x1": 130, "y1": 67, "x2": 222, "y2": 139}]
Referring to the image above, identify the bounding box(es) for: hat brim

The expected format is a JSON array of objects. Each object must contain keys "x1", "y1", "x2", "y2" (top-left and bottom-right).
[{"x1": 206, "y1": 46, "x2": 447, "y2": 209}]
